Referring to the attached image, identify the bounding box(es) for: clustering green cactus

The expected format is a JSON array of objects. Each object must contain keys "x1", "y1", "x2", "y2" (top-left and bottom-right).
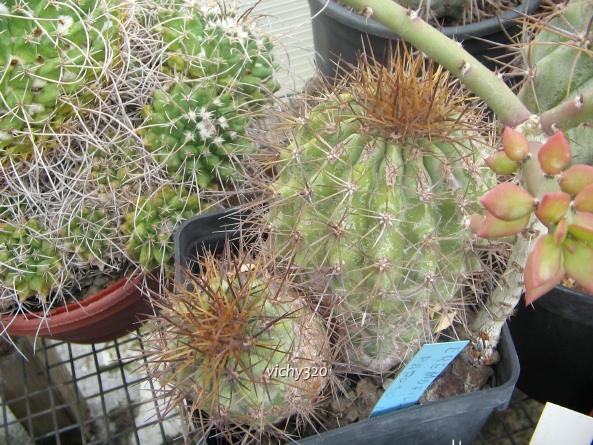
[
  {"x1": 122, "y1": 185, "x2": 206, "y2": 271},
  {"x1": 0, "y1": 0, "x2": 122, "y2": 154},
  {"x1": 0, "y1": 0, "x2": 279, "y2": 312},
  {"x1": 0, "y1": 219, "x2": 64, "y2": 301},
  {"x1": 266, "y1": 49, "x2": 496, "y2": 372},
  {"x1": 139, "y1": 2, "x2": 279, "y2": 189},
  {"x1": 144, "y1": 245, "x2": 330, "y2": 442}
]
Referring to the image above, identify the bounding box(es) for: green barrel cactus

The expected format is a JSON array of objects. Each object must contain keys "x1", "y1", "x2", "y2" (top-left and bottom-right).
[
  {"x1": 139, "y1": 1, "x2": 279, "y2": 189},
  {"x1": 0, "y1": 0, "x2": 122, "y2": 155},
  {"x1": 266, "y1": 50, "x2": 496, "y2": 372},
  {"x1": 144, "y1": 246, "x2": 329, "y2": 441}
]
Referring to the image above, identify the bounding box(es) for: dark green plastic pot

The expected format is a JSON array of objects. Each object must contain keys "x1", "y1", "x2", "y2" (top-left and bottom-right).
[
  {"x1": 175, "y1": 208, "x2": 520, "y2": 445},
  {"x1": 308, "y1": 0, "x2": 541, "y2": 80}
]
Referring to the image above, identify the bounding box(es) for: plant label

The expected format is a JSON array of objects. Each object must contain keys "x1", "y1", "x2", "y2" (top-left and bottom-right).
[{"x1": 369, "y1": 340, "x2": 469, "y2": 418}]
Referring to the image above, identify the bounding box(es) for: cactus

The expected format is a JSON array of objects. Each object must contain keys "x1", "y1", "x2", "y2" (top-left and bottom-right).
[
  {"x1": 143, "y1": 243, "x2": 330, "y2": 443},
  {"x1": 122, "y1": 185, "x2": 208, "y2": 271},
  {"x1": 335, "y1": 0, "x2": 593, "y2": 358},
  {"x1": 0, "y1": 0, "x2": 122, "y2": 155},
  {"x1": 516, "y1": 0, "x2": 593, "y2": 166},
  {"x1": 264, "y1": 48, "x2": 497, "y2": 372},
  {"x1": 139, "y1": 1, "x2": 279, "y2": 190},
  {"x1": 0, "y1": 0, "x2": 279, "y2": 314},
  {"x1": 0, "y1": 219, "x2": 65, "y2": 303}
]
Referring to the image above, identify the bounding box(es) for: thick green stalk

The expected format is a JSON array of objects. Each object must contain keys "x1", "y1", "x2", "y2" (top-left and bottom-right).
[{"x1": 338, "y1": 0, "x2": 532, "y2": 126}]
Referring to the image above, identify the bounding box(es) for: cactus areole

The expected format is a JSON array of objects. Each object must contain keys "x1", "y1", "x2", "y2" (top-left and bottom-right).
[{"x1": 267, "y1": 50, "x2": 496, "y2": 372}]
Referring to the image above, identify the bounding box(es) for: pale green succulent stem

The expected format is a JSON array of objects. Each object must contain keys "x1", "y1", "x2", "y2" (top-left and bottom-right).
[
  {"x1": 338, "y1": 0, "x2": 532, "y2": 127},
  {"x1": 539, "y1": 90, "x2": 593, "y2": 134}
]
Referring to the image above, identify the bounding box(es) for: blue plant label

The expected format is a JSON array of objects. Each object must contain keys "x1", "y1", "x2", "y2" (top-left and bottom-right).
[{"x1": 369, "y1": 340, "x2": 469, "y2": 418}]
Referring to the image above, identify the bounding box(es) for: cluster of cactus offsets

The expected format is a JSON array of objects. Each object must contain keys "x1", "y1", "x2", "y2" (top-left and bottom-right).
[
  {"x1": 139, "y1": 1, "x2": 279, "y2": 189},
  {"x1": 518, "y1": 0, "x2": 593, "y2": 165},
  {"x1": 0, "y1": 0, "x2": 122, "y2": 155},
  {"x1": 122, "y1": 186, "x2": 207, "y2": 271},
  {"x1": 266, "y1": 49, "x2": 497, "y2": 372},
  {"x1": 479, "y1": 127, "x2": 593, "y2": 302},
  {"x1": 144, "y1": 244, "x2": 330, "y2": 442},
  {"x1": 0, "y1": 219, "x2": 65, "y2": 301}
]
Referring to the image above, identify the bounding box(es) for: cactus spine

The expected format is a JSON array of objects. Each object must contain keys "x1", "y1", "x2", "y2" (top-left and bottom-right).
[
  {"x1": 143, "y1": 244, "x2": 330, "y2": 442},
  {"x1": 265, "y1": 49, "x2": 497, "y2": 372},
  {"x1": 1, "y1": 0, "x2": 279, "y2": 312}
]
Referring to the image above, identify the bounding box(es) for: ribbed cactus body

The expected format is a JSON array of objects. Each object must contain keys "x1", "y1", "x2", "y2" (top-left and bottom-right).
[
  {"x1": 0, "y1": 0, "x2": 121, "y2": 152},
  {"x1": 148, "y1": 250, "x2": 329, "y2": 434},
  {"x1": 0, "y1": 219, "x2": 64, "y2": 301},
  {"x1": 139, "y1": 2, "x2": 279, "y2": 189},
  {"x1": 122, "y1": 185, "x2": 206, "y2": 271},
  {"x1": 519, "y1": 0, "x2": 593, "y2": 165},
  {"x1": 269, "y1": 91, "x2": 494, "y2": 371}
]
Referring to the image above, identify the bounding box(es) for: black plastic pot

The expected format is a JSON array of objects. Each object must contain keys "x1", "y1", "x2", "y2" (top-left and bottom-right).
[
  {"x1": 175, "y1": 208, "x2": 520, "y2": 444},
  {"x1": 508, "y1": 286, "x2": 593, "y2": 415},
  {"x1": 308, "y1": 0, "x2": 541, "y2": 80}
]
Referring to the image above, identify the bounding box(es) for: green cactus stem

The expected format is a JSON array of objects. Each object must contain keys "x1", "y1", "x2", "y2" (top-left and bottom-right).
[
  {"x1": 143, "y1": 244, "x2": 330, "y2": 443},
  {"x1": 265, "y1": 48, "x2": 498, "y2": 372}
]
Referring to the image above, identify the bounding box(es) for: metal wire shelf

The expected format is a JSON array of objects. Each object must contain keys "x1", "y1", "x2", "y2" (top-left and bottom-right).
[{"x1": 0, "y1": 332, "x2": 543, "y2": 445}]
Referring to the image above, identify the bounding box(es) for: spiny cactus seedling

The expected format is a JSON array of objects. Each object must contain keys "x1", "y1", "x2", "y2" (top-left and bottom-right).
[
  {"x1": 142, "y1": 242, "x2": 331, "y2": 444},
  {"x1": 122, "y1": 185, "x2": 208, "y2": 272},
  {"x1": 263, "y1": 46, "x2": 499, "y2": 372}
]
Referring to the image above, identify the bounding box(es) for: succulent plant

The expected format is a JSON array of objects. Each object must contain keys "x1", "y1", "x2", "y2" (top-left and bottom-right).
[
  {"x1": 478, "y1": 128, "x2": 593, "y2": 303},
  {"x1": 143, "y1": 242, "x2": 330, "y2": 443},
  {"x1": 0, "y1": 0, "x2": 279, "y2": 316},
  {"x1": 0, "y1": 0, "x2": 122, "y2": 155},
  {"x1": 122, "y1": 185, "x2": 208, "y2": 271},
  {"x1": 264, "y1": 47, "x2": 498, "y2": 372},
  {"x1": 334, "y1": 0, "x2": 593, "y2": 359},
  {"x1": 138, "y1": 1, "x2": 279, "y2": 190}
]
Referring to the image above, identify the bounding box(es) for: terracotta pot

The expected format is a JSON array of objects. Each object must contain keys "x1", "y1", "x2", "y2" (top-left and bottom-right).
[{"x1": 1, "y1": 273, "x2": 160, "y2": 344}]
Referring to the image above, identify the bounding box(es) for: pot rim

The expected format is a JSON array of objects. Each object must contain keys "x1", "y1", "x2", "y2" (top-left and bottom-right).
[{"x1": 308, "y1": 0, "x2": 541, "y2": 39}]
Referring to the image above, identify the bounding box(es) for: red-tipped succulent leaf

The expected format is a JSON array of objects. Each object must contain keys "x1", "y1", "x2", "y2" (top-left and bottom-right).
[
  {"x1": 480, "y1": 182, "x2": 536, "y2": 221},
  {"x1": 559, "y1": 164, "x2": 593, "y2": 195},
  {"x1": 563, "y1": 239, "x2": 593, "y2": 295},
  {"x1": 535, "y1": 192, "x2": 572, "y2": 225},
  {"x1": 574, "y1": 183, "x2": 593, "y2": 213},
  {"x1": 485, "y1": 151, "x2": 520, "y2": 175},
  {"x1": 502, "y1": 126, "x2": 530, "y2": 162},
  {"x1": 568, "y1": 211, "x2": 593, "y2": 243},
  {"x1": 537, "y1": 131, "x2": 572, "y2": 176},
  {"x1": 477, "y1": 212, "x2": 531, "y2": 238},
  {"x1": 524, "y1": 235, "x2": 565, "y2": 305}
]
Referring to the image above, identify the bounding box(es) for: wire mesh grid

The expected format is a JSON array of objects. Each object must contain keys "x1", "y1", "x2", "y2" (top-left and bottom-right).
[
  {"x1": 0, "y1": 332, "x2": 185, "y2": 445},
  {"x1": 0, "y1": 331, "x2": 544, "y2": 445}
]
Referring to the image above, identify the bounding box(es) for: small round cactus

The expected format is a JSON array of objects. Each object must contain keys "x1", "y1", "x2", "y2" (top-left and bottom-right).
[
  {"x1": 143, "y1": 243, "x2": 330, "y2": 443},
  {"x1": 138, "y1": 1, "x2": 280, "y2": 190}
]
